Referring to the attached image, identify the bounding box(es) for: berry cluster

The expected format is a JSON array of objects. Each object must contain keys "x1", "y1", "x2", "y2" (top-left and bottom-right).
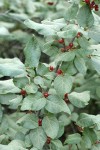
[{"x1": 84, "y1": 0, "x2": 99, "y2": 11}]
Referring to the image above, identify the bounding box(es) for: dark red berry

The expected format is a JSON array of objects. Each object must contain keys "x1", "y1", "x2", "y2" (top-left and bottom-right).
[
  {"x1": 58, "y1": 38, "x2": 64, "y2": 44},
  {"x1": 46, "y1": 137, "x2": 51, "y2": 144},
  {"x1": 95, "y1": 5, "x2": 99, "y2": 11},
  {"x1": 38, "y1": 119, "x2": 42, "y2": 126},
  {"x1": 76, "y1": 32, "x2": 82, "y2": 38},
  {"x1": 43, "y1": 92, "x2": 49, "y2": 98},
  {"x1": 84, "y1": 0, "x2": 90, "y2": 4},
  {"x1": 47, "y1": 2, "x2": 54, "y2": 5},
  {"x1": 56, "y1": 69, "x2": 63, "y2": 75},
  {"x1": 69, "y1": 42, "x2": 73, "y2": 48},
  {"x1": 64, "y1": 93, "x2": 68, "y2": 99},
  {"x1": 49, "y1": 66, "x2": 54, "y2": 71},
  {"x1": 91, "y1": 1, "x2": 95, "y2": 6},
  {"x1": 20, "y1": 90, "x2": 26, "y2": 96}
]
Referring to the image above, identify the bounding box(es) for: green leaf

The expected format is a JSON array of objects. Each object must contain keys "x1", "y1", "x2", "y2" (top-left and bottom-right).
[
  {"x1": 51, "y1": 139, "x2": 63, "y2": 149},
  {"x1": 54, "y1": 75, "x2": 72, "y2": 98},
  {"x1": 64, "y1": 133, "x2": 82, "y2": 144},
  {"x1": 78, "y1": 36, "x2": 89, "y2": 49},
  {"x1": 25, "y1": 83, "x2": 38, "y2": 94},
  {"x1": 29, "y1": 127, "x2": 46, "y2": 149},
  {"x1": 74, "y1": 57, "x2": 87, "y2": 75},
  {"x1": 77, "y1": 5, "x2": 94, "y2": 28},
  {"x1": 0, "y1": 79, "x2": 20, "y2": 94},
  {"x1": 0, "y1": 58, "x2": 26, "y2": 77},
  {"x1": 88, "y1": 25, "x2": 100, "y2": 42},
  {"x1": 13, "y1": 76, "x2": 29, "y2": 89},
  {"x1": 68, "y1": 91, "x2": 90, "y2": 108},
  {"x1": 91, "y1": 56, "x2": 100, "y2": 73},
  {"x1": 65, "y1": 4, "x2": 79, "y2": 20},
  {"x1": 22, "y1": 114, "x2": 38, "y2": 130},
  {"x1": 21, "y1": 93, "x2": 46, "y2": 111},
  {"x1": 77, "y1": 113, "x2": 100, "y2": 127},
  {"x1": 24, "y1": 37, "x2": 41, "y2": 68},
  {"x1": 55, "y1": 51, "x2": 75, "y2": 63},
  {"x1": 0, "y1": 94, "x2": 16, "y2": 105},
  {"x1": 42, "y1": 115, "x2": 59, "y2": 139},
  {"x1": 24, "y1": 19, "x2": 66, "y2": 36},
  {"x1": 45, "y1": 95, "x2": 71, "y2": 114},
  {"x1": 9, "y1": 95, "x2": 23, "y2": 109}
]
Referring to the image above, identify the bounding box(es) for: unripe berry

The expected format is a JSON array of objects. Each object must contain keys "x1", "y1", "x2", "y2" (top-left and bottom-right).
[
  {"x1": 58, "y1": 38, "x2": 64, "y2": 44},
  {"x1": 49, "y1": 66, "x2": 54, "y2": 71},
  {"x1": 69, "y1": 42, "x2": 73, "y2": 48},
  {"x1": 38, "y1": 119, "x2": 42, "y2": 126},
  {"x1": 47, "y1": 2, "x2": 54, "y2": 5},
  {"x1": 20, "y1": 90, "x2": 27, "y2": 96},
  {"x1": 56, "y1": 69, "x2": 63, "y2": 75},
  {"x1": 46, "y1": 137, "x2": 51, "y2": 144},
  {"x1": 43, "y1": 92, "x2": 49, "y2": 98}
]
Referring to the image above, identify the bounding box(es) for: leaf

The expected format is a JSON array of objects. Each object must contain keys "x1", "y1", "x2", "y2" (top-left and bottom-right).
[
  {"x1": 25, "y1": 83, "x2": 38, "y2": 94},
  {"x1": 23, "y1": 114, "x2": 38, "y2": 130},
  {"x1": 21, "y1": 93, "x2": 46, "y2": 111},
  {"x1": 91, "y1": 56, "x2": 100, "y2": 73},
  {"x1": 74, "y1": 57, "x2": 87, "y2": 75},
  {"x1": 13, "y1": 76, "x2": 29, "y2": 89},
  {"x1": 77, "y1": 113, "x2": 100, "y2": 127},
  {"x1": 65, "y1": 4, "x2": 79, "y2": 20},
  {"x1": 24, "y1": 19, "x2": 66, "y2": 36},
  {"x1": 77, "y1": 5, "x2": 94, "y2": 28},
  {"x1": 68, "y1": 91, "x2": 90, "y2": 108},
  {"x1": 78, "y1": 36, "x2": 89, "y2": 49},
  {"x1": 24, "y1": 37, "x2": 41, "y2": 68},
  {"x1": 42, "y1": 115, "x2": 59, "y2": 139},
  {"x1": 0, "y1": 79, "x2": 20, "y2": 94},
  {"x1": 0, "y1": 58, "x2": 26, "y2": 77},
  {"x1": 51, "y1": 139, "x2": 63, "y2": 149},
  {"x1": 54, "y1": 75, "x2": 72, "y2": 98},
  {"x1": 64, "y1": 133, "x2": 82, "y2": 144},
  {"x1": 88, "y1": 25, "x2": 100, "y2": 42},
  {"x1": 45, "y1": 95, "x2": 71, "y2": 114},
  {"x1": 0, "y1": 94, "x2": 16, "y2": 105},
  {"x1": 9, "y1": 95, "x2": 23, "y2": 109},
  {"x1": 29, "y1": 127, "x2": 46, "y2": 149},
  {"x1": 55, "y1": 51, "x2": 75, "y2": 63}
]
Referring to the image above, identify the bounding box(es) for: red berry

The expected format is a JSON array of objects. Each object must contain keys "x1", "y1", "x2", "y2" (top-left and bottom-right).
[
  {"x1": 66, "y1": 46, "x2": 70, "y2": 51},
  {"x1": 64, "y1": 93, "x2": 68, "y2": 99},
  {"x1": 56, "y1": 69, "x2": 63, "y2": 75},
  {"x1": 47, "y1": 2, "x2": 54, "y2": 5},
  {"x1": 76, "y1": 32, "x2": 82, "y2": 38},
  {"x1": 69, "y1": 42, "x2": 73, "y2": 48},
  {"x1": 91, "y1": 1, "x2": 95, "y2": 6},
  {"x1": 43, "y1": 92, "x2": 49, "y2": 98},
  {"x1": 84, "y1": 0, "x2": 90, "y2": 4},
  {"x1": 58, "y1": 38, "x2": 64, "y2": 44},
  {"x1": 95, "y1": 5, "x2": 99, "y2": 11},
  {"x1": 46, "y1": 137, "x2": 51, "y2": 144},
  {"x1": 49, "y1": 66, "x2": 54, "y2": 71},
  {"x1": 38, "y1": 119, "x2": 42, "y2": 126},
  {"x1": 20, "y1": 90, "x2": 26, "y2": 96}
]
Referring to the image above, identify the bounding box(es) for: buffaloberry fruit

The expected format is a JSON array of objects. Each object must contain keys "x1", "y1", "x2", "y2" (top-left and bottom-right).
[
  {"x1": 76, "y1": 32, "x2": 82, "y2": 38},
  {"x1": 58, "y1": 38, "x2": 64, "y2": 44},
  {"x1": 69, "y1": 42, "x2": 73, "y2": 48},
  {"x1": 47, "y1": 2, "x2": 54, "y2": 5},
  {"x1": 95, "y1": 5, "x2": 99, "y2": 11},
  {"x1": 85, "y1": 0, "x2": 90, "y2": 4},
  {"x1": 20, "y1": 90, "x2": 26, "y2": 96},
  {"x1": 38, "y1": 119, "x2": 42, "y2": 126},
  {"x1": 49, "y1": 66, "x2": 54, "y2": 71},
  {"x1": 43, "y1": 92, "x2": 49, "y2": 98},
  {"x1": 46, "y1": 137, "x2": 51, "y2": 144},
  {"x1": 56, "y1": 69, "x2": 63, "y2": 75}
]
